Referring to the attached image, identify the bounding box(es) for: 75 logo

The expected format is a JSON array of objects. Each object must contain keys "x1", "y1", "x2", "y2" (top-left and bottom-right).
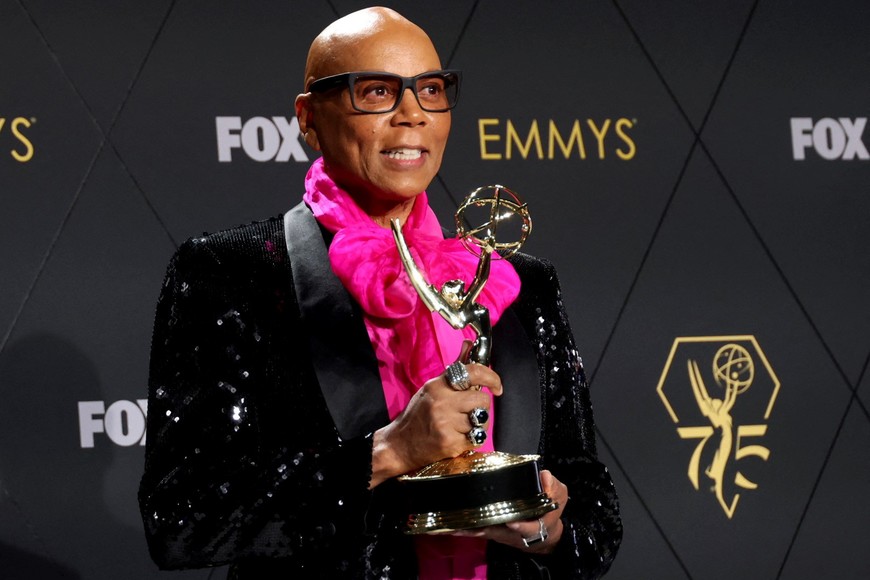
[{"x1": 657, "y1": 336, "x2": 781, "y2": 518}]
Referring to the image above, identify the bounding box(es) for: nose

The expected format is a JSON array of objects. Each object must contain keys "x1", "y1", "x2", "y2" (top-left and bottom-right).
[{"x1": 392, "y1": 87, "x2": 428, "y2": 125}]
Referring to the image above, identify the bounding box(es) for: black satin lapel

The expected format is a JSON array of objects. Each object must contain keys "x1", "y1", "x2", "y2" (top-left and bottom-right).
[
  {"x1": 491, "y1": 307, "x2": 542, "y2": 455},
  {"x1": 283, "y1": 203, "x2": 389, "y2": 441}
]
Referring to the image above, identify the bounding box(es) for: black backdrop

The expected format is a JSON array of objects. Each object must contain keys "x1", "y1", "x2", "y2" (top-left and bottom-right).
[{"x1": 1, "y1": 1, "x2": 868, "y2": 578}]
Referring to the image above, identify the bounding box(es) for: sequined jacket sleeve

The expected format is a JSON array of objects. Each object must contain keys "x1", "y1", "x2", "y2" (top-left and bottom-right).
[
  {"x1": 139, "y1": 223, "x2": 379, "y2": 571},
  {"x1": 486, "y1": 253, "x2": 622, "y2": 579}
]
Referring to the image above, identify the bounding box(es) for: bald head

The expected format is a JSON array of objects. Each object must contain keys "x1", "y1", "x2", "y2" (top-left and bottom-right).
[
  {"x1": 303, "y1": 7, "x2": 440, "y2": 89},
  {"x1": 294, "y1": 7, "x2": 452, "y2": 218}
]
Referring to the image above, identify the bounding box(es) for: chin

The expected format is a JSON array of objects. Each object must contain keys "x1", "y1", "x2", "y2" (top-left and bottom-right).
[
  {"x1": 392, "y1": 186, "x2": 430, "y2": 201},
  {"x1": 378, "y1": 178, "x2": 433, "y2": 199}
]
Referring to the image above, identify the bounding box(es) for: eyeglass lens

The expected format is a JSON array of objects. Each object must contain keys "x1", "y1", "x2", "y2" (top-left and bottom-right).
[{"x1": 351, "y1": 73, "x2": 458, "y2": 112}]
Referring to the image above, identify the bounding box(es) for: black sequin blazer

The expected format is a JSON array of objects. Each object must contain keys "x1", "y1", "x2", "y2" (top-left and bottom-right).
[{"x1": 139, "y1": 203, "x2": 621, "y2": 579}]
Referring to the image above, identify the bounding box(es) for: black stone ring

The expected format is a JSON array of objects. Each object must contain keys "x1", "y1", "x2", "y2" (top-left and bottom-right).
[
  {"x1": 467, "y1": 426, "x2": 487, "y2": 447},
  {"x1": 469, "y1": 407, "x2": 489, "y2": 428}
]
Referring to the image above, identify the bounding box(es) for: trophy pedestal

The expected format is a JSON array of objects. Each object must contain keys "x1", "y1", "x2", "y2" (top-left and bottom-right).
[{"x1": 398, "y1": 451, "x2": 557, "y2": 534}]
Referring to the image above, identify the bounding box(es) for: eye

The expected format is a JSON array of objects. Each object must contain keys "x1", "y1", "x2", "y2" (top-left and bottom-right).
[
  {"x1": 417, "y1": 79, "x2": 446, "y2": 101},
  {"x1": 355, "y1": 79, "x2": 397, "y2": 104}
]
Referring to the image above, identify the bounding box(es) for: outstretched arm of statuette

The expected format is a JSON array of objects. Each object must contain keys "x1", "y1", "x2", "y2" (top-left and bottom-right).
[
  {"x1": 687, "y1": 360, "x2": 714, "y2": 419},
  {"x1": 390, "y1": 219, "x2": 466, "y2": 329}
]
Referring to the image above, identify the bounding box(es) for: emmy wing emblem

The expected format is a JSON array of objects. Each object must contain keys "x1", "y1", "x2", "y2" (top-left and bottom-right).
[{"x1": 390, "y1": 185, "x2": 557, "y2": 533}]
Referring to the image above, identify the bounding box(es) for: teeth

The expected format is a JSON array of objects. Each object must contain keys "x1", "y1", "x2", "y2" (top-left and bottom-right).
[{"x1": 385, "y1": 148, "x2": 422, "y2": 160}]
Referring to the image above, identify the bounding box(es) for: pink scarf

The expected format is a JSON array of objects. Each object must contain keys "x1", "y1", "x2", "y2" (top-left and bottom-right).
[{"x1": 303, "y1": 158, "x2": 521, "y2": 579}]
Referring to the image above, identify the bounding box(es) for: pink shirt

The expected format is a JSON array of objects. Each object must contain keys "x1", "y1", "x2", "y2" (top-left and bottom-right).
[{"x1": 303, "y1": 158, "x2": 520, "y2": 579}]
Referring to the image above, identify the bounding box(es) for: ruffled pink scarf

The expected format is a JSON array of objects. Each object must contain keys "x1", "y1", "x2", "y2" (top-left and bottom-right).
[{"x1": 303, "y1": 158, "x2": 521, "y2": 579}]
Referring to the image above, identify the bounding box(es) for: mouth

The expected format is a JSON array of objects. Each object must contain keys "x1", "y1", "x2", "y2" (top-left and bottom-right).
[{"x1": 383, "y1": 147, "x2": 425, "y2": 160}]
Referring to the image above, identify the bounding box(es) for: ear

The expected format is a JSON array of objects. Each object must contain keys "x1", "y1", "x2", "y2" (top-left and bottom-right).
[{"x1": 294, "y1": 93, "x2": 321, "y2": 151}]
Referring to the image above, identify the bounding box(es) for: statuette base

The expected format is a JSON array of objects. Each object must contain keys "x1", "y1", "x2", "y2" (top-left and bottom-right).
[{"x1": 399, "y1": 451, "x2": 558, "y2": 534}]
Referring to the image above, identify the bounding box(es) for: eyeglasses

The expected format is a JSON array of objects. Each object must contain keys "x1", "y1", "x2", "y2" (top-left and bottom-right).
[{"x1": 307, "y1": 70, "x2": 461, "y2": 114}]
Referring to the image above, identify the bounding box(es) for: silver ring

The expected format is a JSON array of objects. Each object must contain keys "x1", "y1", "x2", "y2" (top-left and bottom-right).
[
  {"x1": 445, "y1": 361, "x2": 472, "y2": 391},
  {"x1": 469, "y1": 407, "x2": 489, "y2": 427},
  {"x1": 522, "y1": 518, "x2": 549, "y2": 548},
  {"x1": 467, "y1": 426, "x2": 487, "y2": 447}
]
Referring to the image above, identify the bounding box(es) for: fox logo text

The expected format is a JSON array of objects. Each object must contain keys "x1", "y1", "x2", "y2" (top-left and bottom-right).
[
  {"x1": 216, "y1": 116, "x2": 309, "y2": 162},
  {"x1": 78, "y1": 400, "x2": 148, "y2": 448},
  {"x1": 791, "y1": 117, "x2": 868, "y2": 160}
]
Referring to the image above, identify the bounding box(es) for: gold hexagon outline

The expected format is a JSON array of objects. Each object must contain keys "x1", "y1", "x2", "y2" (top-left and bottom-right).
[{"x1": 656, "y1": 335, "x2": 781, "y2": 424}]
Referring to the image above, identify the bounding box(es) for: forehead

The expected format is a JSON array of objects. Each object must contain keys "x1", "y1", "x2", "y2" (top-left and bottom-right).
[{"x1": 325, "y1": 27, "x2": 443, "y2": 77}]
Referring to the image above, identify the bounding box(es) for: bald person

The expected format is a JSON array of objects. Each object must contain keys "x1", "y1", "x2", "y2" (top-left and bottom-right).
[{"x1": 140, "y1": 7, "x2": 621, "y2": 579}]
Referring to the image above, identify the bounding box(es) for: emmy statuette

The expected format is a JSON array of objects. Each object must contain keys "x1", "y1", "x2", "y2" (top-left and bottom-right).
[{"x1": 390, "y1": 185, "x2": 558, "y2": 534}]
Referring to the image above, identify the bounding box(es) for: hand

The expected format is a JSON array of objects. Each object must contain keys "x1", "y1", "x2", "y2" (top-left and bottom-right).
[
  {"x1": 449, "y1": 470, "x2": 568, "y2": 555},
  {"x1": 370, "y1": 363, "x2": 503, "y2": 487}
]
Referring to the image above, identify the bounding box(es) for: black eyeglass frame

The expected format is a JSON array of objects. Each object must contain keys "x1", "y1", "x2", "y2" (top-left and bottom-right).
[{"x1": 306, "y1": 69, "x2": 462, "y2": 114}]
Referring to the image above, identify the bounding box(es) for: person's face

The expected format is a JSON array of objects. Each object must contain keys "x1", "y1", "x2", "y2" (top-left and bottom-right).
[{"x1": 297, "y1": 27, "x2": 451, "y2": 215}]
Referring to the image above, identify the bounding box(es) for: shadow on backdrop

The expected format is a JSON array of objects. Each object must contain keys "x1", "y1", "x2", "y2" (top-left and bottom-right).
[{"x1": 0, "y1": 334, "x2": 140, "y2": 578}]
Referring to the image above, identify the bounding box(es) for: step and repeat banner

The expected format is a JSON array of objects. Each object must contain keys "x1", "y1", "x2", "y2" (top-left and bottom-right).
[{"x1": 1, "y1": 1, "x2": 868, "y2": 578}]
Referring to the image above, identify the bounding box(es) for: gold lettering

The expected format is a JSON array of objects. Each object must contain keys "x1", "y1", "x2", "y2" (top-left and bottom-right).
[
  {"x1": 478, "y1": 118, "x2": 502, "y2": 160},
  {"x1": 506, "y1": 120, "x2": 543, "y2": 160},
  {"x1": 477, "y1": 117, "x2": 637, "y2": 161},
  {"x1": 0, "y1": 118, "x2": 5, "y2": 132},
  {"x1": 615, "y1": 118, "x2": 636, "y2": 160},
  {"x1": 548, "y1": 120, "x2": 586, "y2": 159},
  {"x1": 586, "y1": 119, "x2": 611, "y2": 159},
  {"x1": 11, "y1": 117, "x2": 34, "y2": 162}
]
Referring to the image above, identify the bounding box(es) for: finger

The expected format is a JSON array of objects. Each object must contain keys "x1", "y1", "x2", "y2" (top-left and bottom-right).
[
  {"x1": 448, "y1": 408, "x2": 483, "y2": 435},
  {"x1": 465, "y1": 363, "x2": 503, "y2": 396},
  {"x1": 440, "y1": 363, "x2": 503, "y2": 396},
  {"x1": 457, "y1": 391, "x2": 496, "y2": 434},
  {"x1": 459, "y1": 389, "x2": 493, "y2": 413},
  {"x1": 465, "y1": 404, "x2": 491, "y2": 430},
  {"x1": 540, "y1": 469, "x2": 555, "y2": 493},
  {"x1": 505, "y1": 520, "x2": 535, "y2": 534},
  {"x1": 506, "y1": 517, "x2": 560, "y2": 553},
  {"x1": 537, "y1": 471, "x2": 568, "y2": 526},
  {"x1": 447, "y1": 528, "x2": 487, "y2": 538},
  {"x1": 455, "y1": 523, "x2": 510, "y2": 544},
  {"x1": 540, "y1": 470, "x2": 568, "y2": 500}
]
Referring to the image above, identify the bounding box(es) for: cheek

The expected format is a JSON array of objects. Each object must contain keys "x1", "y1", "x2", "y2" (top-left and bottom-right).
[
  {"x1": 322, "y1": 129, "x2": 368, "y2": 170},
  {"x1": 315, "y1": 107, "x2": 375, "y2": 155},
  {"x1": 433, "y1": 117, "x2": 452, "y2": 151},
  {"x1": 344, "y1": 122, "x2": 387, "y2": 158},
  {"x1": 432, "y1": 127, "x2": 450, "y2": 164}
]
